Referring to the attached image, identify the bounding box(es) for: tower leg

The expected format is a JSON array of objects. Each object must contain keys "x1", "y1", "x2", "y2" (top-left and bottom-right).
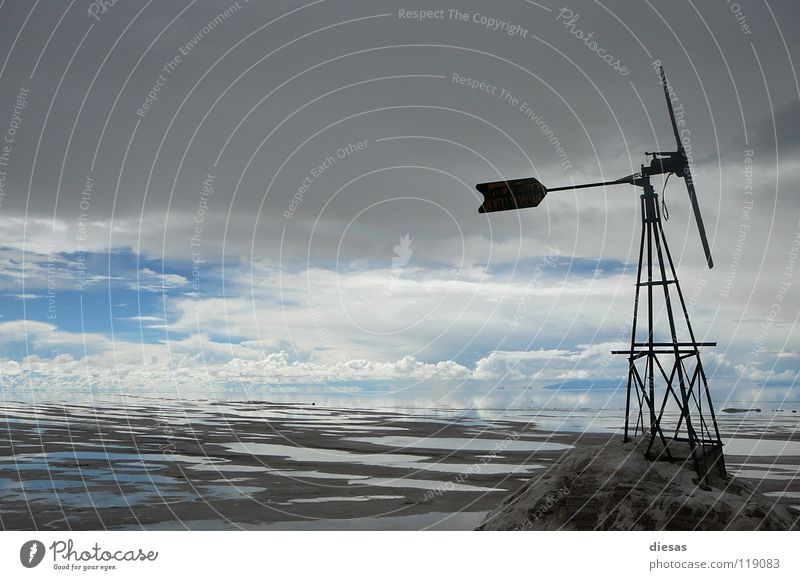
[{"x1": 624, "y1": 197, "x2": 647, "y2": 443}]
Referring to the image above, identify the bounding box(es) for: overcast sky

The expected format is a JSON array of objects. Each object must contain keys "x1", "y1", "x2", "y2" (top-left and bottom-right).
[{"x1": 0, "y1": 0, "x2": 798, "y2": 408}]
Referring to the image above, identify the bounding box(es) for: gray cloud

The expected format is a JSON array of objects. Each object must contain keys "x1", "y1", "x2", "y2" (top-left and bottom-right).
[{"x1": 0, "y1": 0, "x2": 798, "y2": 400}]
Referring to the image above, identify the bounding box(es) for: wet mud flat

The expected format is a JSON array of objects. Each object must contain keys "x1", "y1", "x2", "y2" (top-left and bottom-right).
[{"x1": 0, "y1": 398, "x2": 798, "y2": 530}]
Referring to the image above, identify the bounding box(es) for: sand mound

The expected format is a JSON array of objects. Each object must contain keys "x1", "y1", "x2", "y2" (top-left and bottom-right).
[{"x1": 477, "y1": 439, "x2": 797, "y2": 531}]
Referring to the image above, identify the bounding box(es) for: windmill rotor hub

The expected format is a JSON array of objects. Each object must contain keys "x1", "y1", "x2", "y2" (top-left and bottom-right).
[{"x1": 644, "y1": 150, "x2": 687, "y2": 177}]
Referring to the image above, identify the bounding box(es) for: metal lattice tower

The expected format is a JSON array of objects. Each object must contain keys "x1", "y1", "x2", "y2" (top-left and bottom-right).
[
  {"x1": 612, "y1": 168, "x2": 726, "y2": 483},
  {"x1": 475, "y1": 67, "x2": 726, "y2": 483}
]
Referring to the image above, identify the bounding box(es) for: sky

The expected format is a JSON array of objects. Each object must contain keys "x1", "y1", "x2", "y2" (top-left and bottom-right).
[{"x1": 0, "y1": 0, "x2": 798, "y2": 409}]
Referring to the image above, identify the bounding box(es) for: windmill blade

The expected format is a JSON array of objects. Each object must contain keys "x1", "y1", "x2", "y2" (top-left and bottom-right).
[
  {"x1": 684, "y1": 168, "x2": 714, "y2": 269},
  {"x1": 659, "y1": 67, "x2": 683, "y2": 152},
  {"x1": 659, "y1": 67, "x2": 713, "y2": 268}
]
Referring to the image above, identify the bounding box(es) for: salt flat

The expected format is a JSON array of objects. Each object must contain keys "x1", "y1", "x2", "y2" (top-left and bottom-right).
[{"x1": 0, "y1": 397, "x2": 798, "y2": 530}]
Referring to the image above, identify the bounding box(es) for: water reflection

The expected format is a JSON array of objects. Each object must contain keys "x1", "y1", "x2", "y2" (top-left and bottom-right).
[{"x1": 1, "y1": 395, "x2": 798, "y2": 530}]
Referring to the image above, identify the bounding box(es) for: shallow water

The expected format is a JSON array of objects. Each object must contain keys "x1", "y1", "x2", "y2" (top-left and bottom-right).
[
  {"x1": 345, "y1": 435, "x2": 572, "y2": 452},
  {"x1": 218, "y1": 441, "x2": 430, "y2": 468},
  {"x1": 1, "y1": 397, "x2": 798, "y2": 530},
  {"x1": 724, "y1": 438, "x2": 800, "y2": 456}
]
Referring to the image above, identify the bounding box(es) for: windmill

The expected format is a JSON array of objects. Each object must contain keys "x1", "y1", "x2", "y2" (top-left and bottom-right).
[{"x1": 475, "y1": 68, "x2": 726, "y2": 483}]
